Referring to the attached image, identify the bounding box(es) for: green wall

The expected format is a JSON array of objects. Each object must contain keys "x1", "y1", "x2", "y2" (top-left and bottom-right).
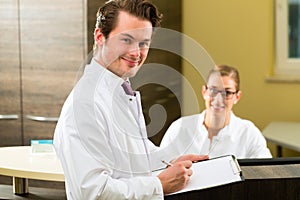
[{"x1": 182, "y1": 0, "x2": 300, "y2": 157}]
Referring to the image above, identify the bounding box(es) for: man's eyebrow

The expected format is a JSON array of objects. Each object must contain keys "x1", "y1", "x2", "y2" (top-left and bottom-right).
[
  {"x1": 120, "y1": 33, "x2": 151, "y2": 42},
  {"x1": 120, "y1": 33, "x2": 134, "y2": 39}
]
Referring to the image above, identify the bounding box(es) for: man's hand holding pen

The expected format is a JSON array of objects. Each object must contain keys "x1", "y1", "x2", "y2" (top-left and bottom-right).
[
  {"x1": 161, "y1": 160, "x2": 173, "y2": 168},
  {"x1": 157, "y1": 154, "x2": 209, "y2": 194}
]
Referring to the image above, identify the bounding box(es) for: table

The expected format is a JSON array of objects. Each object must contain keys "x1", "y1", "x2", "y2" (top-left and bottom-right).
[
  {"x1": 0, "y1": 146, "x2": 64, "y2": 195},
  {"x1": 262, "y1": 121, "x2": 300, "y2": 157}
]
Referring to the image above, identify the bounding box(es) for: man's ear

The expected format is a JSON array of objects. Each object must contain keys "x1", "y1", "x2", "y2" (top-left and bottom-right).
[{"x1": 94, "y1": 28, "x2": 105, "y2": 46}]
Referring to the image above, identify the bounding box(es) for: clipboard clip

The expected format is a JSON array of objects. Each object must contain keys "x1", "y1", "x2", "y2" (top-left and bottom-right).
[{"x1": 229, "y1": 157, "x2": 242, "y2": 175}]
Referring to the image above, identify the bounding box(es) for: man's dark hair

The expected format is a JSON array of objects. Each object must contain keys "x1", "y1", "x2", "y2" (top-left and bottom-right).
[{"x1": 95, "y1": 0, "x2": 163, "y2": 39}]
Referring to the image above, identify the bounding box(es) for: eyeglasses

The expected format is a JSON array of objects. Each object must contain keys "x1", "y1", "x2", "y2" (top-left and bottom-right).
[{"x1": 206, "y1": 86, "x2": 238, "y2": 99}]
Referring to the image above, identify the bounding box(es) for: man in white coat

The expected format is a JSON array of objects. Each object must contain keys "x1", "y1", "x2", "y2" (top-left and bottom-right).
[{"x1": 53, "y1": 0, "x2": 207, "y2": 199}]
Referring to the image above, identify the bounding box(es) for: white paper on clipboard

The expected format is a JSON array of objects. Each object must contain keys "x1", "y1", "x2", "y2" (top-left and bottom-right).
[{"x1": 153, "y1": 155, "x2": 244, "y2": 195}]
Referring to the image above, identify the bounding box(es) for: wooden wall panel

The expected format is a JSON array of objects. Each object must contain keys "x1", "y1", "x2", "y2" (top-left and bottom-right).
[
  {"x1": 0, "y1": 0, "x2": 22, "y2": 146},
  {"x1": 20, "y1": 0, "x2": 87, "y2": 144}
]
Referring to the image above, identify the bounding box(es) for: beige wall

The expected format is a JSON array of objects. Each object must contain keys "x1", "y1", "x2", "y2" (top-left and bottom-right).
[{"x1": 182, "y1": 0, "x2": 300, "y2": 157}]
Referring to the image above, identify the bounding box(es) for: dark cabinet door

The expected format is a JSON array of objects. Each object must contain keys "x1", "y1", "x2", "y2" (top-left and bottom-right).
[
  {"x1": 20, "y1": 0, "x2": 87, "y2": 145},
  {"x1": 0, "y1": 0, "x2": 22, "y2": 147},
  {"x1": 140, "y1": 0, "x2": 182, "y2": 145}
]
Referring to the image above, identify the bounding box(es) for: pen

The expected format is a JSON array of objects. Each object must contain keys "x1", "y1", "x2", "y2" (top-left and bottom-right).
[{"x1": 161, "y1": 160, "x2": 173, "y2": 167}]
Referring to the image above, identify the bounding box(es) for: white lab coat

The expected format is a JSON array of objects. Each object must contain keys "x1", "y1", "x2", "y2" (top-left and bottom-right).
[
  {"x1": 160, "y1": 111, "x2": 272, "y2": 159},
  {"x1": 53, "y1": 59, "x2": 164, "y2": 200}
]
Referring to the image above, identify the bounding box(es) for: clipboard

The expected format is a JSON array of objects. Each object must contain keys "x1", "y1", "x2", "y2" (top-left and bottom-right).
[{"x1": 153, "y1": 155, "x2": 244, "y2": 195}]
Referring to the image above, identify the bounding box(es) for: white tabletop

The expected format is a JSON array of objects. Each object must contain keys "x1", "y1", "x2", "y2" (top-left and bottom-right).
[
  {"x1": 263, "y1": 121, "x2": 300, "y2": 152},
  {"x1": 0, "y1": 146, "x2": 64, "y2": 181}
]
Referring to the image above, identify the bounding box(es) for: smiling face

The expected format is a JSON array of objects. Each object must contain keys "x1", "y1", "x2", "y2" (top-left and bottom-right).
[
  {"x1": 94, "y1": 11, "x2": 153, "y2": 79},
  {"x1": 202, "y1": 72, "x2": 242, "y2": 128}
]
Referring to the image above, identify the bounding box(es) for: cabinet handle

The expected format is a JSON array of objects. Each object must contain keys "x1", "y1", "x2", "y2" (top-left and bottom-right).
[
  {"x1": 26, "y1": 115, "x2": 58, "y2": 122},
  {"x1": 0, "y1": 114, "x2": 19, "y2": 120}
]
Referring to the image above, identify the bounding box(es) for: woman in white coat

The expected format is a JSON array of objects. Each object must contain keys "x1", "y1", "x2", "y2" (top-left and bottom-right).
[{"x1": 160, "y1": 65, "x2": 272, "y2": 159}]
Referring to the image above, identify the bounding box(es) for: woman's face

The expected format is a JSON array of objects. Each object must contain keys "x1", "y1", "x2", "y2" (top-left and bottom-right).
[{"x1": 202, "y1": 73, "x2": 241, "y2": 119}]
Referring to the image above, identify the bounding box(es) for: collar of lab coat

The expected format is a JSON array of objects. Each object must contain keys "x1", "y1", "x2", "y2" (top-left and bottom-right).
[
  {"x1": 86, "y1": 59, "x2": 138, "y2": 99},
  {"x1": 87, "y1": 59, "x2": 125, "y2": 93}
]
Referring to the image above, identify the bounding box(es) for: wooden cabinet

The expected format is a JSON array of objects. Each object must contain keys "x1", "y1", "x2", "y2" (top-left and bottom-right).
[
  {"x1": 0, "y1": 0, "x2": 22, "y2": 146},
  {"x1": 0, "y1": 0, "x2": 87, "y2": 187},
  {"x1": 20, "y1": 0, "x2": 87, "y2": 145},
  {"x1": 0, "y1": 0, "x2": 87, "y2": 146}
]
